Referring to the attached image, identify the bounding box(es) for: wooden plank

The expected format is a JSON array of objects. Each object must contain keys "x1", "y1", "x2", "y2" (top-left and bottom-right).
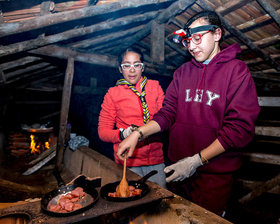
[
  {"x1": 199, "y1": 0, "x2": 280, "y2": 71},
  {"x1": 151, "y1": 21, "x2": 165, "y2": 63},
  {"x1": 258, "y1": 97, "x2": 280, "y2": 107},
  {"x1": 236, "y1": 179, "x2": 280, "y2": 194},
  {"x1": 117, "y1": 0, "x2": 197, "y2": 52},
  {"x1": 243, "y1": 152, "x2": 280, "y2": 165},
  {"x1": 5, "y1": 62, "x2": 51, "y2": 80},
  {"x1": 30, "y1": 45, "x2": 118, "y2": 67},
  {"x1": 238, "y1": 173, "x2": 280, "y2": 204},
  {"x1": 256, "y1": 0, "x2": 280, "y2": 27},
  {"x1": 70, "y1": 25, "x2": 145, "y2": 49},
  {"x1": 55, "y1": 57, "x2": 74, "y2": 171},
  {"x1": 251, "y1": 72, "x2": 280, "y2": 82},
  {"x1": 0, "y1": 69, "x2": 5, "y2": 84},
  {"x1": 0, "y1": 56, "x2": 42, "y2": 71},
  {"x1": 0, "y1": 11, "x2": 158, "y2": 57},
  {"x1": 255, "y1": 126, "x2": 280, "y2": 137},
  {"x1": 0, "y1": 0, "x2": 174, "y2": 38},
  {"x1": 215, "y1": 0, "x2": 253, "y2": 16}
]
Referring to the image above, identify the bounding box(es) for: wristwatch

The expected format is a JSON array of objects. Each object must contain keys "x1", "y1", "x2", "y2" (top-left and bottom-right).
[{"x1": 131, "y1": 124, "x2": 144, "y2": 141}]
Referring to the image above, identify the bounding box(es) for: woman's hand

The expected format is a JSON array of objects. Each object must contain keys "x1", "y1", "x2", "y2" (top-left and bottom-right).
[{"x1": 117, "y1": 131, "x2": 140, "y2": 160}]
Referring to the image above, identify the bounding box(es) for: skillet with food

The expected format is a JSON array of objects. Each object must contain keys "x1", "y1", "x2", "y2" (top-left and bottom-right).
[
  {"x1": 100, "y1": 170, "x2": 157, "y2": 202},
  {"x1": 41, "y1": 169, "x2": 100, "y2": 216}
]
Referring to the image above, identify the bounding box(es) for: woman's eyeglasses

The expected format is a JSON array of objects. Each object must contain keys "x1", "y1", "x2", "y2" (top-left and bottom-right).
[
  {"x1": 182, "y1": 30, "x2": 211, "y2": 48},
  {"x1": 120, "y1": 63, "x2": 144, "y2": 70}
]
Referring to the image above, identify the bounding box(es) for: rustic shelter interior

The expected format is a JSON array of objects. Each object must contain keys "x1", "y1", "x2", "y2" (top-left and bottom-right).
[{"x1": 0, "y1": 0, "x2": 279, "y2": 223}]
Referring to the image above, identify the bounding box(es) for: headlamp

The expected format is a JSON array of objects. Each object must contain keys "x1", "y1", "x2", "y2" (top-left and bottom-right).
[
  {"x1": 172, "y1": 29, "x2": 187, "y2": 44},
  {"x1": 172, "y1": 25, "x2": 219, "y2": 44}
]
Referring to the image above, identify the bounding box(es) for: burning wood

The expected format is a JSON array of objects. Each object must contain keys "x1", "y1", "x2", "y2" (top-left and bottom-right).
[{"x1": 7, "y1": 131, "x2": 57, "y2": 157}]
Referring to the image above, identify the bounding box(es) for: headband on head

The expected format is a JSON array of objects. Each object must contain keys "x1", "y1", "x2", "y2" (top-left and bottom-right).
[{"x1": 185, "y1": 25, "x2": 219, "y2": 37}]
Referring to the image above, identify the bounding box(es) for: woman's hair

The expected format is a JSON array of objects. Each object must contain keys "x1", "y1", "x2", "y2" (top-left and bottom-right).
[
  {"x1": 117, "y1": 47, "x2": 144, "y2": 66},
  {"x1": 185, "y1": 11, "x2": 225, "y2": 40}
]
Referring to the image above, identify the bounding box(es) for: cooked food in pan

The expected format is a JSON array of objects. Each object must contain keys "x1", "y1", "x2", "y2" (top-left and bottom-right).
[
  {"x1": 108, "y1": 185, "x2": 142, "y2": 198},
  {"x1": 48, "y1": 187, "x2": 89, "y2": 213}
]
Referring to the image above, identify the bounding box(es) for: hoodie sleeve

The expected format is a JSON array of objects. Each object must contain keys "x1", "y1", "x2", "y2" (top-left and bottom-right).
[
  {"x1": 98, "y1": 89, "x2": 121, "y2": 143},
  {"x1": 153, "y1": 69, "x2": 180, "y2": 131},
  {"x1": 218, "y1": 63, "x2": 260, "y2": 150}
]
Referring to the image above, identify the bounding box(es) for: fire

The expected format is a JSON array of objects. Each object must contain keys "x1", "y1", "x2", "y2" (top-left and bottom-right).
[{"x1": 30, "y1": 134, "x2": 50, "y2": 154}]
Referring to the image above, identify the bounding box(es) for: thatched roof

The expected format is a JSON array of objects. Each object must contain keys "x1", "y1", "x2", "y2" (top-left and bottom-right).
[{"x1": 0, "y1": 0, "x2": 279, "y2": 92}]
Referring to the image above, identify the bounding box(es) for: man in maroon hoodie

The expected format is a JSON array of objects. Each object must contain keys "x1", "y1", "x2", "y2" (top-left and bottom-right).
[{"x1": 117, "y1": 11, "x2": 260, "y2": 216}]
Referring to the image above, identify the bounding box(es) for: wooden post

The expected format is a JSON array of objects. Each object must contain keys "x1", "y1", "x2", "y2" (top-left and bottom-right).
[
  {"x1": 56, "y1": 57, "x2": 74, "y2": 171},
  {"x1": 151, "y1": 21, "x2": 165, "y2": 63},
  {"x1": 0, "y1": 10, "x2": 4, "y2": 24}
]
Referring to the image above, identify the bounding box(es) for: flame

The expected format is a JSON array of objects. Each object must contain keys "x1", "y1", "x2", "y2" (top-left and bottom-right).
[
  {"x1": 45, "y1": 141, "x2": 50, "y2": 149},
  {"x1": 30, "y1": 134, "x2": 50, "y2": 154}
]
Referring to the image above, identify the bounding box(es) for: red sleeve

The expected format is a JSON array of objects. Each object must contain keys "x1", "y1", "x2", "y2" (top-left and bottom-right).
[
  {"x1": 156, "y1": 83, "x2": 164, "y2": 111},
  {"x1": 98, "y1": 89, "x2": 121, "y2": 143}
]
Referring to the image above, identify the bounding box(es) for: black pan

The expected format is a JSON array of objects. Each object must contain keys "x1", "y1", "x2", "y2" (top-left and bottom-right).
[
  {"x1": 100, "y1": 170, "x2": 157, "y2": 202},
  {"x1": 41, "y1": 169, "x2": 100, "y2": 216}
]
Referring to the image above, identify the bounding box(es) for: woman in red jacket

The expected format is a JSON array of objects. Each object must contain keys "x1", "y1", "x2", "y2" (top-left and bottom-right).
[{"x1": 98, "y1": 47, "x2": 166, "y2": 188}]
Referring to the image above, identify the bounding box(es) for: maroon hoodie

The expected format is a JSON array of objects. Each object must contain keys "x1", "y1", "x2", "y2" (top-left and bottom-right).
[{"x1": 153, "y1": 43, "x2": 260, "y2": 173}]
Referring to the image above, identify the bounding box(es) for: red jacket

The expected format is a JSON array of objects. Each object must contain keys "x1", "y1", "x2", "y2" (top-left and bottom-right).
[{"x1": 98, "y1": 77, "x2": 164, "y2": 167}]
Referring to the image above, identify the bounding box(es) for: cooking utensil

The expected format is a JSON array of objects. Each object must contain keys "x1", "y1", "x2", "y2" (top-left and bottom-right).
[
  {"x1": 41, "y1": 169, "x2": 99, "y2": 216},
  {"x1": 100, "y1": 170, "x2": 158, "y2": 202},
  {"x1": 116, "y1": 152, "x2": 130, "y2": 197}
]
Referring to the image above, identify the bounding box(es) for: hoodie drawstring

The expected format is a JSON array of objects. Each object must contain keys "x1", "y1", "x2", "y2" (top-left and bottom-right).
[{"x1": 197, "y1": 64, "x2": 206, "y2": 99}]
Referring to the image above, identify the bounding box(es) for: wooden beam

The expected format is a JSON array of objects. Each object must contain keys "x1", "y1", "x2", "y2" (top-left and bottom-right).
[
  {"x1": 21, "y1": 73, "x2": 63, "y2": 88},
  {"x1": 255, "y1": 126, "x2": 280, "y2": 137},
  {"x1": 258, "y1": 97, "x2": 280, "y2": 107},
  {"x1": 0, "y1": 56, "x2": 42, "y2": 71},
  {"x1": 56, "y1": 57, "x2": 74, "y2": 171},
  {"x1": 199, "y1": 0, "x2": 280, "y2": 71},
  {"x1": 5, "y1": 62, "x2": 51, "y2": 80},
  {"x1": 0, "y1": 0, "x2": 174, "y2": 38},
  {"x1": 30, "y1": 45, "x2": 118, "y2": 67},
  {"x1": 215, "y1": 0, "x2": 253, "y2": 16},
  {"x1": 118, "y1": 0, "x2": 197, "y2": 52},
  {"x1": 256, "y1": 0, "x2": 280, "y2": 28},
  {"x1": 236, "y1": 8, "x2": 280, "y2": 31},
  {"x1": 251, "y1": 72, "x2": 280, "y2": 82},
  {"x1": 70, "y1": 25, "x2": 145, "y2": 49},
  {"x1": 0, "y1": 69, "x2": 5, "y2": 84},
  {"x1": 0, "y1": 10, "x2": 4, "y2": 24},
  {"x1": 6, "y1": 67, "x2": 58, "y2": 84},
  {"x1": 238, "y1": 173, "x2": 280, "y2": 204},
  {"x1": 151, "y1": 21, "x2": 165, "y2": 63},
  {"x1": 243, "y1": 152, "x2": 280, "y2": 165},
  {"x1": 0, "y1": 11, "x2": 158, "y2": 57}
]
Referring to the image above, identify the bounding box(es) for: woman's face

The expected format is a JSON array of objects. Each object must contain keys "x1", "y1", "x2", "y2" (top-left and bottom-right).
[
  {"x1": 187, "y1": 19, "x2": 221, "y2": 62},
  {"x1": 119, "y1": 51, "x2": 143, "y2": 85}
]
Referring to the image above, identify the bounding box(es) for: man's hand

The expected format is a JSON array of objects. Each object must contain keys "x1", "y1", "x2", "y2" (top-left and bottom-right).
[
  {"x1": 119, "y1": 126, "x2": 133, "y2": 140},
  {"x1": 117, "y1": 131, "x2": 140, "y2": 160},
  {"x1": 164, "y1": 153, "x2": 203, "y2": 182}
]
